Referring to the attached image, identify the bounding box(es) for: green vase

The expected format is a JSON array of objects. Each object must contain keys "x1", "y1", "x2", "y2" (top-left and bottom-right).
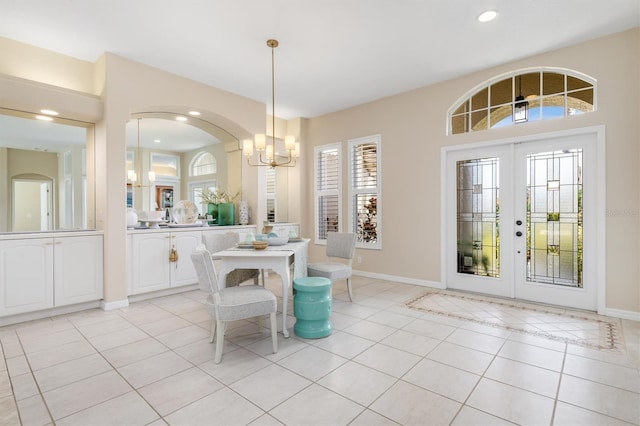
[
  {"x1": 207, "y1": 203, "x2": 218, "y2": 223},
  {"x1": 217, "y1": 203, "x2": 235, "y2": 226}
]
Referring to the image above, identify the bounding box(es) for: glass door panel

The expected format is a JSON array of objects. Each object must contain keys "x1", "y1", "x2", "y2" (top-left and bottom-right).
[
  {"x1": 514, "y1": 133, "x2": 597, "y2": 310},
  {"x1": 526, "y1": 149, "x2": 582, "y2": 287},
  {"x1": 445, "y1": 145, "x2": 513, "y2": 298},
  {"x1": 456, "y1": 157, "x2": 500, "y2": 277}
]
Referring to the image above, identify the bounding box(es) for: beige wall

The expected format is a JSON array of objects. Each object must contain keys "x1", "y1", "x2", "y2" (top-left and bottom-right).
[
  {"x1": 0, "y1": 37, "x2": 267, "y2": 305},
  {"x1": 97, "y1": 53, "x2": 266, "y2": 303},
  {"x1": 1, "y1": 28, "x2": 638, "y2": 315},
  {"x1": 0, "y1": 38, "x2": 95, "y2": 95},
  {"x1": 303, "y1": 28, "x2": 640, "y2": 314}
]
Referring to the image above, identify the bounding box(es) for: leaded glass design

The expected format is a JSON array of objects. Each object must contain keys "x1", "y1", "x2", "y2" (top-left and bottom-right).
[
  {"x1": 526, "y1": 149, "x2": 583, "y2": 287},
  {"x1": 456, "y1": 157, "x2": 500, "y2": 277}
]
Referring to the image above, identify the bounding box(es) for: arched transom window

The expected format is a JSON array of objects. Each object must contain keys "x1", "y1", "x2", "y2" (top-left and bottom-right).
[
  {"x1": 190, "y1": 151, "x2": 216, "y2": 176},
  {"x1": 448, "y1": 68, "x2": 596, "y2": 135}
]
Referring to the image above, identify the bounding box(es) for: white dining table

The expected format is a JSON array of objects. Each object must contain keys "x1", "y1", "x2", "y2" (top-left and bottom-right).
[{"x1": 214, "y1": 239, "x2": 309, "y2": 338}]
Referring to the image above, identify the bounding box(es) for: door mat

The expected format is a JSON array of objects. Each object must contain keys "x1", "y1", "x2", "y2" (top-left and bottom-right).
[{"x1": 405, "y1": 290, "x2": 624, "y2": 352}]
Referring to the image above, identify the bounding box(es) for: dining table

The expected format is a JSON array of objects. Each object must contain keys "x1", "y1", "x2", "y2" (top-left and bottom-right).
[{"x1": 214, "y1": 239, "x2": 310, "y2": 338}]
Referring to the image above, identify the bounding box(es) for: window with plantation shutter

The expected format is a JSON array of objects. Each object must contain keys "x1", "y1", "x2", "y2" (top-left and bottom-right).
[
  {"x1": 266, "y1": 167, "x2": 276, "y2": 222},
  {"x1": 349, "y1": 135, "x2": 381, "y2": 249},
  {"x1": 314, "y1": 143, "x2": 342, "y2": 242}
]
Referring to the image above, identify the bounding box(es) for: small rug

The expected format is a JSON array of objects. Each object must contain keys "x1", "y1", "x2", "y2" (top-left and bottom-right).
[{"x1": 406, "y1": 290, "x2": 625, "y2": 352}]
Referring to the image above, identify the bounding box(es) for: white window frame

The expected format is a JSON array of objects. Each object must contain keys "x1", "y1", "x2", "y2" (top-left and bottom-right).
[
  {"x1": 189, "y1": 180, "x2": 217, "y2": 216},
  {"x1": 266, "y1": 167, "x2": 276, "y2": 222},
  {"x1": 190, "y1": 151, "x2": 217, "y2": 177},
  {"x1": 348, "y1": 135, "x2": 382, "y2": 250},
  {"x1": 150, "y1": 152, "x2": 180, "y2": 179},
  {"x1": 447, "y1": 67, "x2": 597, "y2": 135},
  {"x1": 313, "y1": 142, "x2": 342, "y2": 245}
]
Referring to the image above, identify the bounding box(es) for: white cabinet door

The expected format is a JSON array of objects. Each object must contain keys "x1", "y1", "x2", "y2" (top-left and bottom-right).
[
  {"x1": 131, "y1": 232, "x2": 171, "y2": 294},
  {"x1": 54, "y1": 235, "x2": 104, "y2": 307},
  {"x1": 170, "y1": 231, "x2": 202, "y2": 287},
  {"x1": 0, "y1": 239, "x2": 54, "y2": 316}
]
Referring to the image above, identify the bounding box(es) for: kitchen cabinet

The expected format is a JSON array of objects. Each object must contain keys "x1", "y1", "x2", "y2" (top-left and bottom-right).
[
  {"x1": 54, "y1": 235, "x2": 104, "y2": 306},
  {"x1": 130, "y1": 230, "x2": 202, "y2": 294},
  {"x1": 128, "y1": 225, "x2": 257, "y2": 295},
  {"x1": 0, "y1": 234, "x2": 103, "y2": 317}
]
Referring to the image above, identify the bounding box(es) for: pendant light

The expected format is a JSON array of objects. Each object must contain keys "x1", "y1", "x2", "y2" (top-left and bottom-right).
[
  {"x1": 513, "y1": 75, "x2": 529, "y2": 123},
  {"x1": 242, "y1": 39, "x2": 299, "y2": 168}
]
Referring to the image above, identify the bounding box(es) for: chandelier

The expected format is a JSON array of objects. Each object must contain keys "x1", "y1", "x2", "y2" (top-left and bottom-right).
[
  {"x1": 127, "y1": 118, "x2": 156, "y2": 187},
  {"x1": 242, "y1": 39, "x2": 299, "y2": 168}
]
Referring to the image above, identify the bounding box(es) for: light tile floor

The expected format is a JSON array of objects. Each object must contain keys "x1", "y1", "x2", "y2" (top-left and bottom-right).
[{"x1": 0, "y1": 276, "x2": 638, "y2": 426}]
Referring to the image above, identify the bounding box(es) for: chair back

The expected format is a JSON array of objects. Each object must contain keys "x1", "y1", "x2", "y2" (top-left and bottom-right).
[
  {"x1": 326, "y1": 232, "x2": 357, "y2": 261},
  {"x1": 203, "y1": 232, "x2": 239, "y2": 259},
  {"x1": 190, "y1": 248, "x2": 220, "y2": 294}
]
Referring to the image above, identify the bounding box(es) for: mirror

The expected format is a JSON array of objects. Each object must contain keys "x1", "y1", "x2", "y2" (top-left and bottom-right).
[
  {"x1": 0, "y1": 108, "x2": 94, "y2": 233},
  {"x1": 125, "y1": 113, "x2": 242, "y2": 222}
]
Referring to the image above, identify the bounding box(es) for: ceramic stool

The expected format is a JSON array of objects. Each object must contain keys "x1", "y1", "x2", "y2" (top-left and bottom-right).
[{"x1": 293, "y1": 277, "x2": 332, "y2": 338}]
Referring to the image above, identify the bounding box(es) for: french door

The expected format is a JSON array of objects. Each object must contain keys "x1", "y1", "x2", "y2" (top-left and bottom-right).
[{"x1": 444, "y1": 130, "x2": 600, "y2": 311}]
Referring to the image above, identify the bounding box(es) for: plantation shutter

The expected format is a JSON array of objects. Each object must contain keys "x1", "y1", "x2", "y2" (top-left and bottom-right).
[
  {"x1": 314, "y1": 144, "x2": 341, "y2": 241},
  {"x1": 349, "y1": 136, "x2": 381, "y2": 247}
]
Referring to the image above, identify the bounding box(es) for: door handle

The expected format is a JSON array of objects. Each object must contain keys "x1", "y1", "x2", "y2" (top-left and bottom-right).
[{"x1": 516, "y1": 231, "x2": 523, "y2": 237}]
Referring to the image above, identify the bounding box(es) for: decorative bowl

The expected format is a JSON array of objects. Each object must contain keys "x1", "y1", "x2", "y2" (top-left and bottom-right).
[
  {"x1": 253, "y1": 240, "x2": 268, "y2": 250},
  {"x1": 266, "y1": 236, "x2": 288, "y2": 246},
  {"x1": 172, "y1": 200, "x2": 198, "y2": 224}
]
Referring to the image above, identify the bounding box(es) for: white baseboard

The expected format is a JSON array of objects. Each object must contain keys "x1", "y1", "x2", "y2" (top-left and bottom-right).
[
  {"x1": 604, "y1": 307, "x2": 640, "y2": 322},
  {"x1": 352, "y1": 270, "x2": 444, "y2": 289},
  {"x1": 100, "y1": 299, "x2": 129, "y2": 311},
  {"x1": 0, "y1": 301, "x2": 101, "y2": 327},
  {"x1": 127, "y1": 284, "x2": 200, "y2": 304}
]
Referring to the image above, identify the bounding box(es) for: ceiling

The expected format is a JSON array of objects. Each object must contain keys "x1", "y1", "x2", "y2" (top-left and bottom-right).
[{"x1": 1, "y1": 0, "x2": 638, "y2": 120}]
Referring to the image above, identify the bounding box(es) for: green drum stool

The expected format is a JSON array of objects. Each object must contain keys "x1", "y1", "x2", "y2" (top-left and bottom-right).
[{"x1": 293, "y1": 277, "x2": 332, "y2": 338}]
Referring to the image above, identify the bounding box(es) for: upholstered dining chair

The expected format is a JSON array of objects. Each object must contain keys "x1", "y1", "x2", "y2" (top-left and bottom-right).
[
  {"x1": 203, "y1": 232, "x2": 264, "y2": 286},
  {"x1": 191, "y1": 245, "x2": 278, "y2": 363},
  {"x1": 307, "y1": 232, "x2": 357, "y2": 301}
]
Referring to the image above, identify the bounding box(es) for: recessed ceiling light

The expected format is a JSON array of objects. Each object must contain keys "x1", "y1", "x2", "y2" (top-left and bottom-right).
[
  {"x1": 35, "y1": 115, "x2": 53, "y2": 121},
  {"x1": 188, "y1": 111, "x2": 201, "y2": 116},
  {"x1": 154, "y1": 139, "x2": 161, "y2": 143},
  {"x1": 176, "y1": 116, "x2": 188, "y2": 122},
  {"x1": 40, "y1": 109, "x2": 59, "y2": 116},
  {"x1": 478, "y1": 10, "x2": 497, "y2": 23}
]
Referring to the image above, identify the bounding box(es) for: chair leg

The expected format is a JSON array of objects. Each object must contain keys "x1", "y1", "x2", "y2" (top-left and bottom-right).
[
  {"x1": 269, "y1": 312, "x2": 278, "y2": 354},
  {"x1": 347, "y1": 277, "x2": 354, "y2": 302},
  {"x1": 261, "y1": 269, "x2": 265, "y2": 286},
  {"x1": 214, "y1": 320, "x2": 226, "y2": 363},
  {"x1": 209, "y1": 318, "x2": 216, "y2": 343}
]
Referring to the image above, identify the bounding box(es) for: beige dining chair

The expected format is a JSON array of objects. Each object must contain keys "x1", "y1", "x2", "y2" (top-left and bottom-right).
[
  {"x1": 307, "y1": 232, "x2": 357, "y2": 301},
  {"x1": 203, "y1": 232, "x2": 264, "y2": 286},
  {"x1": 191, "y1": 246, "x2": 278, "y2": 363}
]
